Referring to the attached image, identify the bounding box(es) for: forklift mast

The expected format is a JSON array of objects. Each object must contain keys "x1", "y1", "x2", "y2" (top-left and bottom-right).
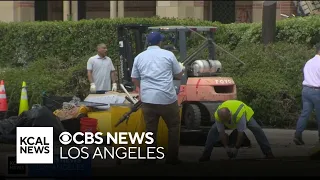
[
  {"x1": 148, "y1": 26, "x2": 216, "y2": 65},
  {"x1": 117, "y1": 24, "x2": 149, "y2": 91},
  {"x1": 148, "y1": 26, "x2": 217, "y2": 85}
]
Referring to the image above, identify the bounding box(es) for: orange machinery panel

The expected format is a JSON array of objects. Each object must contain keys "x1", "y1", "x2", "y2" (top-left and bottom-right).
[{"x1": 177, "y1": 77, "x2": 237, "y2": 104}]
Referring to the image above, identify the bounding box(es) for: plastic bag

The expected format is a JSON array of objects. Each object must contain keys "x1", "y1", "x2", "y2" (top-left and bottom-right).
[{"x1": 0, "y1": 116, "x2": 19, "y2": 135}]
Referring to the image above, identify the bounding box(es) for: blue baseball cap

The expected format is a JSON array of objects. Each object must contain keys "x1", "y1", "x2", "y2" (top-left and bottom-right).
[{"x1": 147, "y1": 31, "x2": 164, "y2": 45}]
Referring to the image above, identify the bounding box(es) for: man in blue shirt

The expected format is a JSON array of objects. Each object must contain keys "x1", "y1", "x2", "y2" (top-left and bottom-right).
[{"x1": 131, "y1": 31, "x2": 184, "y2": 165}]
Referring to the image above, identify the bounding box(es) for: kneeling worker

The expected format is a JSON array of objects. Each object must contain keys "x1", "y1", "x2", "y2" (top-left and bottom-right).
[{"x1": 199, "y1": 100, "x2": 275, "y2": 162}]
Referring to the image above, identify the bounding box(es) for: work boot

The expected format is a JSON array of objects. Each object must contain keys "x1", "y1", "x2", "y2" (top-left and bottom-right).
[
  {"x1": 293, "y1": 136, "x2": 305, "y2": 145},
  {"x1": 198, "y1": 156, "x2": 210, "y2": 162},
  {"x1": 165, "y1": 158, "x2": 182, "y2": 165}
]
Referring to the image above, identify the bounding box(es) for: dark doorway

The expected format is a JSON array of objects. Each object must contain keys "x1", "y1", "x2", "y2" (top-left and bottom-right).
[
  {"x1": 78, "y1": 1, "x2": 87, "y2": 20},
  {"x1": 212, "y1": 0, "x2": 236, "y2": 24},
  {"x1": 34, "y1": 0, "x2": 48, "y2": 21},
  {"x1": 47, "y1": 1, "x2": 63, "y2": 21}
]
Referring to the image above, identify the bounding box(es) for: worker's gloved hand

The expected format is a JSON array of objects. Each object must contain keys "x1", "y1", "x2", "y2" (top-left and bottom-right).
[
  {"x1": 112, "y1": 83, "x2": 117, "y2": 92},
  {"x1": 90, "y1": 83, "x2": 96, "y2": 93},
  {"x1": 226, "y1": 148, "x2": 233, "y2": 158},
  {"x1": 179, "y1": 62, "x2": 185, "y2": 72}
]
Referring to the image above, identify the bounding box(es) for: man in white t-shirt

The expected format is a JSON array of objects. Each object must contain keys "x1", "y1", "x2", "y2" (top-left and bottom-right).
[
  {"x1": 294, "y1": 43, "x2": 320, "y2": 145},
  {"x1": 87, "y1": 43, "x2": 117, "y2": 94}
]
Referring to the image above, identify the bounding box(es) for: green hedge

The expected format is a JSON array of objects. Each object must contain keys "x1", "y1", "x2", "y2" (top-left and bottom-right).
[
  {"x1": 1, "y1": 15, "x2": 320, "y2": 66},
  {"x1": 1, "y1": 16, "x2": 320, "y2": 128},
  {"x1": 223, "y1": 43, "x2": 314, "y2": 128},
  {"x1": 1, "y1": 42, "x2": 314, "y2": 128}
]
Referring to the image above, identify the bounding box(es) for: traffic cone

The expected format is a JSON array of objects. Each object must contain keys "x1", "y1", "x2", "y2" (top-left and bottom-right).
[
  {"x1": 0, "y1": 80, "x2": 8, "y2": 112},
  {"x1": 18, "y1": 81, "x2": 29, "y2": 115}
]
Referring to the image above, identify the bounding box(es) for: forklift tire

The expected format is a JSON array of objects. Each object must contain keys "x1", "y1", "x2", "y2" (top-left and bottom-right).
[{"x1": 184, "y1": 104, "x2": 201, "y2": 130}]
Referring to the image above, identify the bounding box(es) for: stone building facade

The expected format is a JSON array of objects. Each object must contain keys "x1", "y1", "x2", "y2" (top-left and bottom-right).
[{"x1": 0, "y1": 1, "x2": 298, "y2": 23}]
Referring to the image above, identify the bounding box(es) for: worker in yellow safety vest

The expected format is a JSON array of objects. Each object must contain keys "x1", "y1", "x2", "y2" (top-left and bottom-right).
[{"x1": 199, "y1": 100, "x2": 275, "y2": 162}]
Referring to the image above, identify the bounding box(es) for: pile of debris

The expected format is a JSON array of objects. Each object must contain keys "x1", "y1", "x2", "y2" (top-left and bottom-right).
[
  {"x1": 53, "y1": 96, "x2": 90, "y2": 121},
  {"x1": 0, "y1": 96, "x2": 89, "y2": 144}
]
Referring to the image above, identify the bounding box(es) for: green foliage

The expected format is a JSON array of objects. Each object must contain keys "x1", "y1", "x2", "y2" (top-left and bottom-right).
[
  {"x1": 0, "y1": 15, "x2": 318, "y2": 66},
  {"x1": 0, "y1": 17, "x2": 220, "y2": 66},
  {"x1": 0, "y1": 16, "x2": 319, "y2": 128},
  {"x1": 219, "y1": 42, "x2": 314, "y2": 128}
]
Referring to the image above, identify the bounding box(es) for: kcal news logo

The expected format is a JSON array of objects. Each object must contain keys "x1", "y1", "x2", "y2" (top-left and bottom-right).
[{"x1": 16, "y1": 127, "x2": 54, "y2": 164}]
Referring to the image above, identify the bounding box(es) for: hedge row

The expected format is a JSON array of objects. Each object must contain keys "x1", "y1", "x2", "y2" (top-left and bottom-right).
[
  {"x1": 1, "y1": 15, "x2": 320, "y2": 66},
  {"x1": 1, "y1": 41, "x2": 316, "y2": 128},
  {"x1": 1, "y1": 16, "x2": 319, "y2": 128}
]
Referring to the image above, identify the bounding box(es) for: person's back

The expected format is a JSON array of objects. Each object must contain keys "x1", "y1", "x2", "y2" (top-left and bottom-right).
[
  {"x1": 214, "y1": 100, "x2": 254, "y2": 128},
  {"x1": 217, "y1": 100, "x2": 254, "y2": 116},
  {"x1": 130, "y1": 31, "x2": 183, "y2": 165},
  {"x1": 302, "y1": 55, "x2": 320, "y2": 87},
  {"x1": 133, "y1": 46, "x2": 179, "y2": 105}
]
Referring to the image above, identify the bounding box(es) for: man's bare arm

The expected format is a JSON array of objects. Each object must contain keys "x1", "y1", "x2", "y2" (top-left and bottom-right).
[
  {"x1": 219, "y1": 132, "x2": 229, "y2": 148},
  {"x1": 235, "y1": 115, "x2": 247, "y2": 149},
  {"x1": 173, "y1": 71, "x2": 183, "y2": 80},
  {"x1": 111, "y1": 71, "x2": 116, "y2": 83},
  {"x1": 172, "y1": 53, "x2": 184, "y2": 80},
  {"x1": 88, "y1": 70, "x2": 94, "y2": 83},
  {"x1": 216, "y1": 122, "x2": 228, "y2": 148},
  {"x1": 132, "y1": 78, "x2": 140, "y2": 89}
]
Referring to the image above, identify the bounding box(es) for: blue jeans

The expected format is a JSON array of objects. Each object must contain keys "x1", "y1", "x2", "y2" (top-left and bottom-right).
[
  {"x1": 295, "y1": 86, "x2": 320, "y2": 138},
  {"x1": 202, "y1": 118, "x2": 272, "y2": 158}
]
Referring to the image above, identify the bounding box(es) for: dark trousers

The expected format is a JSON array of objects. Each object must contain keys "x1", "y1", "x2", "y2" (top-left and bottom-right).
[
  {"x1": 141, "y1": 101, "x2": 181, "y2": 161},
  {"x1": 202, "y1": 118, "x2": 272, "y2": 158},
  {"x1": 96, "y1": 90, "x2": 107, "y2": 94}
]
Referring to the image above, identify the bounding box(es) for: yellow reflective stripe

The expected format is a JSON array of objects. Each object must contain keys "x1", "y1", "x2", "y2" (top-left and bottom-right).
[{"x1": 232, "y1": 104, "x2": 244, "y2": 123}]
